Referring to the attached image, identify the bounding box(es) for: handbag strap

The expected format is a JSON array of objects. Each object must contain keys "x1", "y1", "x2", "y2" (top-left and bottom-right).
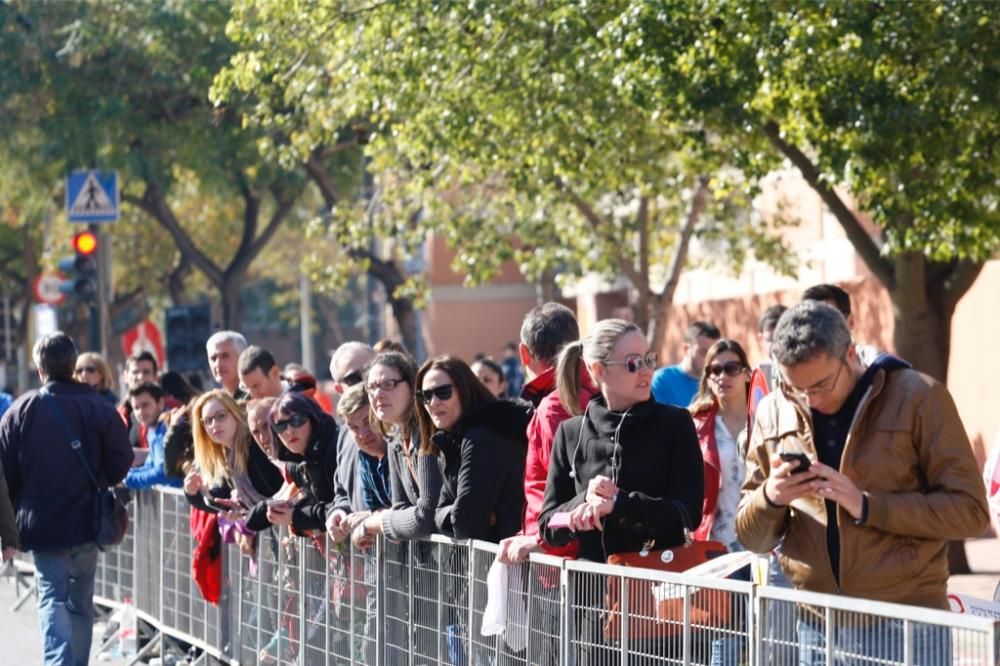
[
  {"x1": 40, "y1": 388, "x2": 101, "y2": 492},
  {"x1": 672, "y1": 499, "x2": 695, "y2": 546}
]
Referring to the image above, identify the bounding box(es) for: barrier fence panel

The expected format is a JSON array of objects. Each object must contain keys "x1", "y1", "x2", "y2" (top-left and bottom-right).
[
  {"x1": 526, "y1": 552, "x2": 568, "y2": 666},
  {"x1": 14, "y1": 487, "x2": 998, "y2": 666},
  {"x1": 563, "y1": 558, "x2": 755, "y2": 666},
  {"x1": 757, "y1": 584, "x2": 999, "y2": 666}
]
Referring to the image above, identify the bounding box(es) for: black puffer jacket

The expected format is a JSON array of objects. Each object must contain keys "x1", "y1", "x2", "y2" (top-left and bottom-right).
[
  {"x1": 539, "y1": 395, "x2": 704, "y2": 563},
  {"x1": 434, "y1": 399, "x2": 532, "y2": 542},
  {"x1": 270, "y1": 412, "x2": 339, "y2": 532}
]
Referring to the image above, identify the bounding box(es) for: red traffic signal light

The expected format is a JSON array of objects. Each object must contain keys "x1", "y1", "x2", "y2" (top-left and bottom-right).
[{"x1": 73, "y1": 230, "x2": 98, "y2": 256}]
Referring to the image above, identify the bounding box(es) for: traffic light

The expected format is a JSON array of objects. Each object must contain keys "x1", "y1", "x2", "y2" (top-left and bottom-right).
[
  {"x1": 58, "y1": 230, "x2": 99, "y2": 302},
  {"x1": 165, "y1": 304, "x2": 212, "y2": 372}
]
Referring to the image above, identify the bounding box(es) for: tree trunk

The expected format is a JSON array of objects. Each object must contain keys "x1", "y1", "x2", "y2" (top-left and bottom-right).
[{"x1": 219, "y1": 276, "x2": 244, "y2": 331}]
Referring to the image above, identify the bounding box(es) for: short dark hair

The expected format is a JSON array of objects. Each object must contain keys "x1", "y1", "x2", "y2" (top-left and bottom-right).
[
  {"x1": 238, "y1": 345, "x2": 277, "y2": 377},
  {"x1": 33, "y1": 332, "x2": 78, "y2": 381},
  {"x1": 127, "y1": 350, "x2": 158, "y2": 375},
  {"x1": 129, "y1": 382, "x2": 165, "y2": 402},
  {"x1": 683, "y1": 321, "x2": 721, "y2": 345},
  {"x1": 519, "y1": 302, "x2": 579, "y2": 367},
  {"x1": 758, "y1": 305, "x2": 788, "y2": 335},
  {"x1": 802, "y1": 283, "x2": 852, "y2": 317},
  {"x1": 159, "y1": 371, "x2": 199, "y2": 405}
]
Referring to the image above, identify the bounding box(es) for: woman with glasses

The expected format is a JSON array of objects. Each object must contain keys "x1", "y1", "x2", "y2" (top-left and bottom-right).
[
  {"x1": 74, "y1": 352, "x2": 117, "y2": 405},
  {"x1": 251, "y1": 391, "x2": 340, "y2": 532},
  {"x1": 183, "y1": 390, "x2": 283, "y2": 516},
  {"x1": 689, "y1": 340, "x2": 752, "y2": 666},
  {"x1": 350, "y1": 351, "x2": 442, "y2": 543},
  {"x1": 538, "y1": 319, "x2": 704, "y2": 663},
  {"x1": 689, "y1": 339, "x2": 751, "y2": 552},
  {"x1": 415, "y1": 355, "x2": 531, "y2": 542}
]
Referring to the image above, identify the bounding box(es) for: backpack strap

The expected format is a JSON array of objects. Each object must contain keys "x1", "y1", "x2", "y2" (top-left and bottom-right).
[{"x1": 39, "y1": 387, "x2": 101, "y2": 492}]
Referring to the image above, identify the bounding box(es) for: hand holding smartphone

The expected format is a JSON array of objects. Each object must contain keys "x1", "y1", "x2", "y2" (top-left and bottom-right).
[{"x1": 779, "y1": 451, "x2": 812, "y2": 474}]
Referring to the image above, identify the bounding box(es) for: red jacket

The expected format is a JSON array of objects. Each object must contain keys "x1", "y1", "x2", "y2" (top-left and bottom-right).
[
  {"x1": 691, "y1": 403, "x2": 721, "y2": 542},
  {"x1": 519, "y1": 365, "x2": 597, "y2": 557}
]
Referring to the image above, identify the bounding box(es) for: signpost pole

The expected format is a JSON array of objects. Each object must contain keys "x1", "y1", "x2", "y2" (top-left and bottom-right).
[{"x1": 97, "y1": 225, "x2": 111, "y2": 356}]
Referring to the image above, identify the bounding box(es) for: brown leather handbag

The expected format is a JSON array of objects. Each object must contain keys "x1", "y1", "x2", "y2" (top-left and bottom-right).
[{"x1": 603, "y1": 506, "x2": 731, "y2": 640}]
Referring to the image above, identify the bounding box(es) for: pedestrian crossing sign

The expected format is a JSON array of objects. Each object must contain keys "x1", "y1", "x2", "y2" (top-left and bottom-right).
[{"x1": 66, "y1": 170, "x2": 119, "y2": 223}]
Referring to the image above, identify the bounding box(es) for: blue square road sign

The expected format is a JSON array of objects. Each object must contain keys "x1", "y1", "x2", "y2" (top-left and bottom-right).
[{"x1": 66, "y1": 170, "x2": 119, "y2": 223}]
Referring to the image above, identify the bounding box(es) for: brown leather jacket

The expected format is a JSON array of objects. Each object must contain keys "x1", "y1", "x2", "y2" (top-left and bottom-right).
[{"x1": 736, "y1": 363, "x2": 988, "y2": 609}]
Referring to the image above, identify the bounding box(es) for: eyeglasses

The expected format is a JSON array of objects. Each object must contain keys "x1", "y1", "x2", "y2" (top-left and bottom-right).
[
  {"x1": 338, "y1": 371, "x2": 363, "y2": 387},
  {"x1": 75, "y1": 366, "x2": 97, "y2": 375},
  {"x1": 708, "y1": 361, "x2": 746, "y2": 378},
  {"x1": 201, "y1": 411, "x2": 229, "y2": 427},
  {"x1": 783, "y1": 357, "x2": 847, "y2": 400},
  {"x1": 366, "y1": 378, "x2": 405, "y2": 394},
  {"x1": 273, "y1": 413, "x2": 309, "y2": 433},
  {"x1": 603, "y1": 352, "x2": 657, "y2": 373},
  {"x1": 416, "y1": 384, "x2": 454, "y2": 404}
]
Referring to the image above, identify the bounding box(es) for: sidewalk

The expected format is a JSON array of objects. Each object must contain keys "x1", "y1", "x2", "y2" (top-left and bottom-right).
[{"x1": 947, "y1": 536, "x2": 1000, "y2": 601}]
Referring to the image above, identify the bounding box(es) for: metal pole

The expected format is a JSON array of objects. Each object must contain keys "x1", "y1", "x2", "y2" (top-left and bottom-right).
[
  {"x1": 299, "y1": 271, "x2": 314, "y2": 372},
  {"x1": 96, "y1": 224, "x2": 111, "y2": 356}
]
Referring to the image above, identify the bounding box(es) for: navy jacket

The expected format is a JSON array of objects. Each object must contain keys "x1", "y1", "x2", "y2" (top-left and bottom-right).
[{"x1": 0, "y1": 380, "x2": 133, "y2": 551}]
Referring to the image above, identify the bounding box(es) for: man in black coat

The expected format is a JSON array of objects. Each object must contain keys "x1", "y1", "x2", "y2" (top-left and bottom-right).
[{"x1": 0, "y1": 332, "x2": 132, "y2": 665}]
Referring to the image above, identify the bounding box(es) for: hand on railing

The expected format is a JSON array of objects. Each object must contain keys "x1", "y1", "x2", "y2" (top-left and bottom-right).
[
  {"x1": 497, "y1": 534, "x2": 541, "y2": 564},
  {"x1": 2, "y1": 546, "x2": 16, "y2": 562},
  {"x1": 326, "y1": 509, "x2": 351, "y2": 542}
]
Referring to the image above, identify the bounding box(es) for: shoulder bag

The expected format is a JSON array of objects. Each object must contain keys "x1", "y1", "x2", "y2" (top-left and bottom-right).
[
  {"x1": 603, "y1": 501, "x2": 731, "y2": 640},
  {"x1": 41, "y1": 388, "x2": 129, "y2": 549}
]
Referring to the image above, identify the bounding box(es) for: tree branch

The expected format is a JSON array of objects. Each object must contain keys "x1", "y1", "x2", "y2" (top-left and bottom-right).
[
  {"x1": 941, "y1": 259, "x2": 985, "y2": 314},
  {"x1": 123, "y1": 187, "x2": 225, "y2": 286},
  {"x1": 554, "y1": 177, "x2": 644, "y2": 288},
  {"x1": 762, "y1": 121, "x2": 895, "y2": 289},
  {"x1": 304, "y1": 152, "x2": 340, "y2": 207},
  {"x1": 656, "y1": 176, "x2": 710, "y2": 307}
]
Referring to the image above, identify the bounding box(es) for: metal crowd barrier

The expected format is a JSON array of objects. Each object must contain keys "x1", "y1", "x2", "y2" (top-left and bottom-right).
[{"x1": 6, "y1": 486, "x2": 1000, "y2": 665}]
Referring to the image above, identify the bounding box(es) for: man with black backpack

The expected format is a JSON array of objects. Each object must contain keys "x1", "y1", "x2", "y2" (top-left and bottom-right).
[{"x1": 0, "y1": 331, "x2": 132, "y2": 666}]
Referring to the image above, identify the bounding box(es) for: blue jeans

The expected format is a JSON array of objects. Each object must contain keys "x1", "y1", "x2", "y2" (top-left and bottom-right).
[
  {"x1": 797, "y1": 616, "x2": 951, "y2": 665},
  {"x1": 33, "y1": 542, "x2": 100, "y2": 666}
]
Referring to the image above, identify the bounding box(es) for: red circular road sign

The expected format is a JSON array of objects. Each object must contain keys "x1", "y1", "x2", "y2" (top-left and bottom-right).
[
  {"x1": 120, "y1": 320, "x2": 165, "y2": 370},
  {"x1": 33, "y1": 271, "x2": 68, "y2": 306}
]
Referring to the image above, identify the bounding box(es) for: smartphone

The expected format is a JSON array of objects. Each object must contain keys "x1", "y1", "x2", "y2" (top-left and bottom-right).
[
  {"x1": 779, "y1": 452, "x2": 812, "y2": 474},
  {"x1": 205, "y1": 497, "x2": 238, "y2": 512},
  {"x1": 267, "y1": 498, "x2": 293, "y2": 510}
]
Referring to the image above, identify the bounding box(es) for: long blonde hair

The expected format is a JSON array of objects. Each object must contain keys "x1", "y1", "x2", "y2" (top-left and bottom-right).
[
  {"x1": 191, "y1": 389, "x2": 253, "y2": 486},
  {"x1": 556, "y1": 319, "x2": 641, "y2": 416}
]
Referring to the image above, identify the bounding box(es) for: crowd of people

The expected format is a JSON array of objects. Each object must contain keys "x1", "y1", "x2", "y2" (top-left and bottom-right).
[{"x1": 0, "y1": 282, "x2": 990, "y2": 666}]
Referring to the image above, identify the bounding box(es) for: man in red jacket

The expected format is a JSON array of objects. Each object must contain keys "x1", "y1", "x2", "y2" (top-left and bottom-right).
[{"x1": 498, "y1": 302, "x2": 595, "y2": 564}]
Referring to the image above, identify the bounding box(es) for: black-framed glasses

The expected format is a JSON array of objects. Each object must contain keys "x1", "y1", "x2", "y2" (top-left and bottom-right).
[
  {"x1": 366, "y1": 378, "x2": 406, "y2": 394},
  {"x1": 273, "y1": 412, "x2": 309, "y2": 434},
  {"x1": 338, "y1": 371, "x2": 363, "y2": 387},
  {"x1": 201, "y1": 411, "x2": 229, "y2": 427},
  {"x1": 416, "y1": 384, "x2": 454, "y2": 404},
  {"x1": 603, "y1": 352, "x2": 657, "y2": 373},
  {"x1": 708, "y1": 361, "x2": 746, "y2": 378},
  {"x1": 75, "y1": 366, "x2": 98, "y2": 374}
]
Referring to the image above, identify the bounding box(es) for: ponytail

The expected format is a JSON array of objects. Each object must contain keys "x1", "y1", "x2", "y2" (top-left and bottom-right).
[{"x1": 556, "y1": 340, "x2": 585, "y2": 417}]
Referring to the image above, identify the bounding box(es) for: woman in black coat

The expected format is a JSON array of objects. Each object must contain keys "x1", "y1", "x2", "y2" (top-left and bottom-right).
[
  {"x1": 414, "y1": 355, "x2": 531, "y2": 543},
  {"x1": 251, "y1": 391, "x2": 339, "y2": 533},
  {"x1": 538, "y1": 319, "x2": 704, "y2": 665}
]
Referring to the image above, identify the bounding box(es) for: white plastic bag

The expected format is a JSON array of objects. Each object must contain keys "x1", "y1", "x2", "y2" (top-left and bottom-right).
[{"x1": 480, "y1": 559, "x2": 528, "y2": 652}]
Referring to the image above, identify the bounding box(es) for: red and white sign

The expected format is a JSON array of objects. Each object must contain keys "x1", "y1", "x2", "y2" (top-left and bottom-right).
[
  {"x1": 948, "y1": 591, "x2": 1000, "y2": 619},
  {"x1": 120, "y1": 319, "x2": 165, "y2": 369},
  {"x1": 33, "y1": 271, "x2": 67, "y2": 306}
]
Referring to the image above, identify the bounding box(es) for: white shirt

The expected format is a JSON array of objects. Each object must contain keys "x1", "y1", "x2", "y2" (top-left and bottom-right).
[{"x1": 710, "y1": 414, "x2": 746, "y2": 552}]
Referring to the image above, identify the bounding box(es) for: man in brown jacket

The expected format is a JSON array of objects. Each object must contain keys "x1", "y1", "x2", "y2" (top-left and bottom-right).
[{"x1": 737, "y1": 301, "x2": 988, "y2": 664}]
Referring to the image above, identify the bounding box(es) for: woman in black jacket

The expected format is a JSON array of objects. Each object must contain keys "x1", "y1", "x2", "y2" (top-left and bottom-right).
[
  {"x1": 255, "y1": 391, "x2": 339, "y2": 533},
  {"x1": 538, "y1": 319, "x2": 704, "y2": 665},
  {"x1": 415, "y1": 355, "x2": 531, "y2": 543}
]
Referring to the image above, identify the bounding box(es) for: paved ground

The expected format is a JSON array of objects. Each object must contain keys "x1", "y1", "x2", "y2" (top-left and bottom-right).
[{"x1": 1, "y1": 538, "x2": 998, "y2": 663}]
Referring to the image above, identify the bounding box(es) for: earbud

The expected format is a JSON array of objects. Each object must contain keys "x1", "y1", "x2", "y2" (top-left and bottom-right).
[{"x1": 569, "y1": 469, "x2": 576, "y2": 479}]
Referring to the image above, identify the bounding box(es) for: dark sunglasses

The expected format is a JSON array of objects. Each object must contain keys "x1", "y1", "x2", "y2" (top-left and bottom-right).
[
  {"x1": 75, "y1": 366, "x2": 98, "y2": 374},
  {"x1": 273, "y1": 412, "x2": 309, "y2": 434},
  {"x1": 604, "y1": 352, "x2": 657, "y2": 373},
  {"x1": 416, "y1": 384, "x2": 454, "y2": 404},
  {"x1": 338, "y1": 371, "x2": 363, "y2": 387},
  {"x1": 708, "y1": 361, "x2": 746, "y2": 378}
]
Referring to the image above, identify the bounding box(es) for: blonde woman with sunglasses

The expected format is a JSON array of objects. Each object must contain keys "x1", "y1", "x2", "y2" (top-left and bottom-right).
[{"x1": 74, "y1": 352, "x2": 117, "y2": 405}]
